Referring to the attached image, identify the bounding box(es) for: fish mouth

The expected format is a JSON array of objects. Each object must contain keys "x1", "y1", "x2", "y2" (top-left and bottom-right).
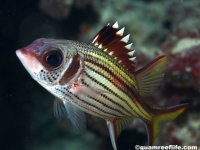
[
  {"x1": 16, "y1": 50, "x2": 28, "y2": 68},
  {"x1": 16, "y1": 50, "x2": 24, "y2": 61},
  {"x1": 16, "y1": 50, "x2": 37, "y2": 80}
]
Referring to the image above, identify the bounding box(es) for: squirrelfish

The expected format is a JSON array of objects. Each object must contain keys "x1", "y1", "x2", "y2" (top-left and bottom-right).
[{"x1": 16, "y1": 22, "x2": 189, "y2": 150}]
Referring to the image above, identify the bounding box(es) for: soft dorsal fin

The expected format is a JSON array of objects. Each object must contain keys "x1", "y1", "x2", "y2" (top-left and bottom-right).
[
  {"x1": 91, "y1": 22, "x2": 136, "y2": 73},
  {"x1": 135, "y1": 55, "x2": 167, "y2": 98}
]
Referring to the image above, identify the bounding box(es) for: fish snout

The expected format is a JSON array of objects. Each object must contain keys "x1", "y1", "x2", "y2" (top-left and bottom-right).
[
  {"x1": 16, "y1": 49, "x2": 24, "y2": 60},
  {"x1": 15, "y1": 49, "x2": 41, "y2": 79}
]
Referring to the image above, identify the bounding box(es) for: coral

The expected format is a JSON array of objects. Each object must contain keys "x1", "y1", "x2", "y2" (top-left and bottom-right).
[{"x1": 159, "y1": 30, "x2": 200, "y2": 89}]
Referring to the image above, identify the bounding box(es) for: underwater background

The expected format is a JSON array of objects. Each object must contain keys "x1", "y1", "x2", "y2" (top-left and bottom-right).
[{"x1": 0, "y1": 0, "x2": 200, "y2": 150}]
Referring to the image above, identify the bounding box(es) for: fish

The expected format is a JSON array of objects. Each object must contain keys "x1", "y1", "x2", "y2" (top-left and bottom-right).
[{"x1": 16, "y1": 22, "x2": 189, "y2": 150}]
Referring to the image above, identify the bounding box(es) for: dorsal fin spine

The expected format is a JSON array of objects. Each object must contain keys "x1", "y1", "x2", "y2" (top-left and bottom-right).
[
  {"x1": 121, "y1": 34, "x2": 130, "y2": 43},
  {"x1": 109, "y1": 51, "x2": 114, "y2": 56},
  {"x1": 116, "y1": 27, "x2": 125, "y2": 36},
  {"x1": 92, "y1": 34, "x2": 99, "y2": 44},
  {"x1": 98, "y1": 44, "x2": 102, "y2": 49},
  {"x1": 112, "y1": 22, "x2": 119, "y2": 28},
  {"x1": 128, "y1": 50, "x2": 135, "y2": 56},
  {"x1": 129, "y1": 57, "x2": 136, "y2": 61},
  {"x1": 125, "y1": 43, "x2": 133, "y2": 50}
]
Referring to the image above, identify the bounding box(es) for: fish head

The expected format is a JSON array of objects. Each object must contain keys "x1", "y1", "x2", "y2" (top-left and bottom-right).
[{"x1": 16, "y1": 38, "x2": 82, "y2": 87}]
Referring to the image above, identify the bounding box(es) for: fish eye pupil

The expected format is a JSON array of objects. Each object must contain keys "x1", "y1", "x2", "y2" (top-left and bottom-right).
[
  {"x1": 42, "y1": 50, "x2": 63, "y2": 70},
  {"x1": 46, "y1": 54, "x2": 59, "y2": 66}
]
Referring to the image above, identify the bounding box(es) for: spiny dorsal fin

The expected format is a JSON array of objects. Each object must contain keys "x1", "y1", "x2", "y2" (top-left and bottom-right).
[{"x1": 91, "y1": 22, "x2": 136, "y2": 73}]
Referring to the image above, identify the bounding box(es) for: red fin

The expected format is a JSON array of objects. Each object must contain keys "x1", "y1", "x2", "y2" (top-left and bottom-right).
[
  {"x1": 144, "y1": 103, "x2": 190, "y2": 145},
  {"x1": 91, "y1": 22, "x2": 136, "y2": 73}
]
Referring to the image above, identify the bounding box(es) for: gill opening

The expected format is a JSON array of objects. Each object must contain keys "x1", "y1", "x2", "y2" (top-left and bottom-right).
[{"x1": 58, "y1": 54, "x2": 82, "y2": 85}]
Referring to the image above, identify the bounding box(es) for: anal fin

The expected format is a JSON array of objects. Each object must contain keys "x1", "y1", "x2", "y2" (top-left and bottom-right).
[{"x1": 106, "y1": 117, "x2": 133, "y2": 150}]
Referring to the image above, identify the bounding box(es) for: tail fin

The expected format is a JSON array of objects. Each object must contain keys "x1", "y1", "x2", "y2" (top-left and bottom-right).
[{"x1": 144, "y1": 103, "x2": 190, "y2": 145}]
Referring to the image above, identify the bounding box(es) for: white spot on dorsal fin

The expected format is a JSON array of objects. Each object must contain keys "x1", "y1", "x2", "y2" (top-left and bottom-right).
[
  {"x1": 127, "y1": 50, "x2": 135, "y2": 56},
  {"x1": 129, "y1": 57, "x2": 136, "y2": 61},
  {"x1": 112, "y1": 22, "x2": 119, "y2": 29},
  {"x1": 125, "y1": 43, "x2": 133, "y2": 50},
  {"x1": 92, "y1": 34, "x2": 99, "y2": 43},
  {"x1": 116, "y1": 27, "x2": 125, "y2": 36},
  {"x1": 107, "y1": 23, "x2": 110, "y2": 26},
  {"x1": 121, "y1": 34, "x2": 130, "y2": 43},
  {"x1": 109, "y1": 51, "x2": 113, "y2": 56},
  {"x1": 98, "y1": 44, "x2": 102, "y2": 49}
]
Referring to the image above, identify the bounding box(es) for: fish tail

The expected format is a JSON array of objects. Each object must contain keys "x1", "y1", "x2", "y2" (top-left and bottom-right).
[
  {"x1": 144, "y1": 103, "x2": 190, "y2": 145},
  {"x1": 134, "y1": 55, "x2": 190, "y2": 145}
]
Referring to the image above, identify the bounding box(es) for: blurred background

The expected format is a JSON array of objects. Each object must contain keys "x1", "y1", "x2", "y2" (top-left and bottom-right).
[{"x1": 0, "y1": 0, "x2": 200, "y2": 150}]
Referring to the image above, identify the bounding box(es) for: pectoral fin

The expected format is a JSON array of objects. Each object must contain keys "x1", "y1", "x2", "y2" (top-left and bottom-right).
[
  {"x1": 53, "y1": 97, "x2": 86, "y2": 133},
  {"x1": 53, "y1": 97, "x2": 68, "y2": 121},
  {"x1": 106, "y1": 117, "x2": 133, "y2": 150}
]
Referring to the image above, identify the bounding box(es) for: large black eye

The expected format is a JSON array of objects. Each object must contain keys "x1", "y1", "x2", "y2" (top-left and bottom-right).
[
  {"x1": 42, "y1": 50, "x2": 63, "y2": 70},
  {"x1": 46, "y1": 53, "x2": 60, "y2": 66}
]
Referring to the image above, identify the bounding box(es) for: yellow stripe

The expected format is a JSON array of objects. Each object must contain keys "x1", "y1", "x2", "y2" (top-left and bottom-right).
[
  {"x1": 81, "y1": 50, "x2": 153, "y2": 120},
  {"x1": 85, "y1": 62, "x2": 152, "y2": 120},
  {"x1": 84, "y1": 68, "x2": 132, "y2": 116},
  {"x1": 87, "y1": 51, "x2": 137, "y2": 88}
]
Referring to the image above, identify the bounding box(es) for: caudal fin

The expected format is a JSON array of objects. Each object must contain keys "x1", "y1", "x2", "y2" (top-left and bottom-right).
[{"x1": 144, "y1": 103, "x2": 190, "y2": 145}]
